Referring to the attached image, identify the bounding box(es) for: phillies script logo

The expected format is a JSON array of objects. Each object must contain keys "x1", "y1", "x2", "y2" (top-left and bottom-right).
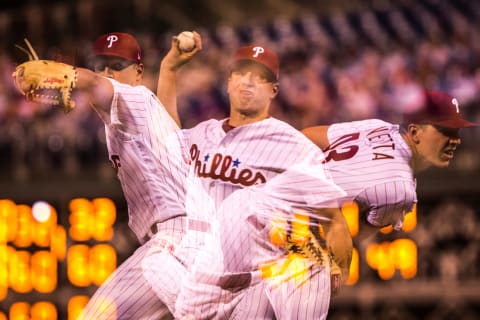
[{"x1": 190, "y1": 144, "x2": 266, "y2": 186}]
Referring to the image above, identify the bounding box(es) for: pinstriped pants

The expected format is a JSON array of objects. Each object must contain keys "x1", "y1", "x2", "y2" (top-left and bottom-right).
[{"x1": 78, "y1": 226, "x2": 185, "y2": 320}]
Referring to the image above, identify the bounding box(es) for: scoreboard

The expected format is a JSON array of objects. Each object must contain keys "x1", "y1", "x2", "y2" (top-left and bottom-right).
[
  {"x1": 341, "y1": 201, "x2": 418, "y2": 284},
  {"x1": 0, "y1": 198, "x2": 418, "y2": 319},
  {"x1": 0, "y1": 198, "x2": 118, "y2": 320}
]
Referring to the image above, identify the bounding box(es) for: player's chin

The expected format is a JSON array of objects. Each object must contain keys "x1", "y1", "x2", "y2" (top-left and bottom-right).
[{"x1": 435, "y1": 157, "x2": 452, "y2": 168}]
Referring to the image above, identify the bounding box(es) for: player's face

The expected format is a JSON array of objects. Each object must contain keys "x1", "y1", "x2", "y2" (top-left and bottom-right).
[
  {"x1": 415, "y1": 124, "x2": 461, "y2": 168},
  {"x1": 227, "y1": 64, "x2": 278, "y2": 118},
  {"x1": 94, "y1": 56, "x2": 143, "y2": 86}
]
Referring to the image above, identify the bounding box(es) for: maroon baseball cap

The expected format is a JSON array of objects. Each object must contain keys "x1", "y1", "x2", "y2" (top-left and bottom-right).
[
  {"x1": 93, "y1": 32, "x2": 142, "y2": 63},
  {"x1": 403, "y1": 90, "x2": 477, "y2": 128},
  {"x1": 232, "y1": 45, "x2": 279, "y2": 81}
]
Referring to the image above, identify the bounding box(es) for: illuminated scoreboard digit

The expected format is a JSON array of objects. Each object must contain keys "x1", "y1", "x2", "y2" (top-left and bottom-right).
[
  {"x1": 0, "y1": 198, "x2": 117, "y2": 320},
  {"x1": 341, "y1": 201, "x2": 418, "y2": 284}
]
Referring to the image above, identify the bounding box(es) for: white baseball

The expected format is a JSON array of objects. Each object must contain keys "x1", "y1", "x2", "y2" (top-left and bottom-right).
[{"x1": 177, "y1": 31, "x2": 195, "y2": 52}]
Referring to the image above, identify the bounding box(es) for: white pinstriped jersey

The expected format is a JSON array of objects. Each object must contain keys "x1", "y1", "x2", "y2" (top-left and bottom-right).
[
  {"x1": 102, "y1": 79, "x2": 188, "y2": 243},
  {"x1": 324, "y1": 119, "x2": 417, "y2": 229},
  {"x1": 182, "y1": 117, "x2": 333, "y2": 209},
  {"x1": 174, "y1": 117, "x2": 344, "y2": 319}
]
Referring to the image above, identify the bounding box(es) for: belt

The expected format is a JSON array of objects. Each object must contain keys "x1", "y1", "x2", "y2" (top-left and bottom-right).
[{"x1": 142, "y1": 216, "x2": 211, "y2": 243}]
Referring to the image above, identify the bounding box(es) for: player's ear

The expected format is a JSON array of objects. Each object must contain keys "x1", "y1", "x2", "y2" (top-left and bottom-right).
[
  {"x1": 134, "y1": 64, "x2": 144, "y2": 85},
  {"x1": 271, "y1": 84, "x2": 279, "y2": 98},
  {"x1": 408, "y1": 124, "x2": 421, "y2": 143},
  {"x1": 136, "y1": 63, "x2": 144, "y2": 74}
]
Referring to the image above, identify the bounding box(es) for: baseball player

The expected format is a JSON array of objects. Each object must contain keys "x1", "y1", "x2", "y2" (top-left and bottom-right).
[
  {"x1": 226, "y1": 89, "x2": 478, "y2": 319},
  {"x1": 302, "y1": 89, "x2": 477, "y2": 241},
  {"x1": 169, "y1": 45, "x2": 352, "y2": 320},
  {"x1": 47, "y1": 32, "x2": 204, "y2": 319}
]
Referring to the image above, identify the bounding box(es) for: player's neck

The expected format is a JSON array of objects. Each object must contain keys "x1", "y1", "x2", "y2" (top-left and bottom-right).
[
  {"x1": 400, "y1": 132, "x2": 431, "y2": 175},
  {"x1": 228, "y1": 111, "x2": 269, "y2": 127}
]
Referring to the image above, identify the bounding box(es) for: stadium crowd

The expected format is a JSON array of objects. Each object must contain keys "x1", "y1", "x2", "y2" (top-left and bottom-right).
[{"x1": 0, "y1": 0, "x2": 479, "y2": 180}]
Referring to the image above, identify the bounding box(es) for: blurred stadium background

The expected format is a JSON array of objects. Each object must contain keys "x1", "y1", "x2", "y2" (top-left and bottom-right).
[{"x1": 0, "y1": 0, "x2": 479, "y2": 319}]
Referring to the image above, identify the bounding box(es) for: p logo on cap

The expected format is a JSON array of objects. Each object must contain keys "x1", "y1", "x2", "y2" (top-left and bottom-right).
[
  {"x1": 233, "y1": 45, "x2": 279, "y2": 80},
  {"x1": 94, "y1": 32, "x2": 142, "y2": 63},
  {"x1": 252, "y1": 46, "x2": 264, "y2": 58},
  {"x1": 106, "y1": 35, "x2": 119, "y2": 48}
]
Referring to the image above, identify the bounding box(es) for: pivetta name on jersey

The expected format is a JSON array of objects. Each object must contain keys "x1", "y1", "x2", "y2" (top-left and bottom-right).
[{"x1": 324, "y1": 125, "x2": 396, "y2": 163}]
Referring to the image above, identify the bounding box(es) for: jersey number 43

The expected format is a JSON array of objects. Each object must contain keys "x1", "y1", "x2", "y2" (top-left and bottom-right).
[{"x1": 322, "y1": 133, "x2": 360, "y2": 163}]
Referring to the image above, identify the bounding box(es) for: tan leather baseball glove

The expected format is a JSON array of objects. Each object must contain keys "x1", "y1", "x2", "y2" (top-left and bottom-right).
[{"x1": 12, "y1": 39, "x2": 77, "y2": 112}]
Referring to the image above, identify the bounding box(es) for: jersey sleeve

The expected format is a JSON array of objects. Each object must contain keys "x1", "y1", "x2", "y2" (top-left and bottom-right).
[
  {"x1": 355, "y1": 180, "x2": 417, "y2": 230},
  {"x1": 106, "y1": 80, "x2": 151, "y2": 135}
]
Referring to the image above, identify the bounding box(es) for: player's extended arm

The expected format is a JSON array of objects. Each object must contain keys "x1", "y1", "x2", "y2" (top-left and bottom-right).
[
  {"x1": 316, "y1": 207, "x2": 352, "y2": 297},
  {"x1": 315, "y1": 207, "x2": 353, "y2": 280},
  {"x1": 301, "y1": 126, "x2": 331, "y2": 150},
  {"x1": 157, "y1": 31, "x2": 202, "y2": 127},
  {"x1": 75, "y1": 67, "x2": 114, "y2": 121}
]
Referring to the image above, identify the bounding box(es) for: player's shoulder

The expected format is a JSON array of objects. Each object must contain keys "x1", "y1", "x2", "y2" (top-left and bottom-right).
[
  {"x1": 328, "y1": 119, "x2": 402, "y2": 143},
  {"x1": 260, "y1": 118, "x2": 316, "y2": 143},
  {"x1": 187, "y1": 118, "x2": 221, "y2": 131},
  {"x1": 263, "y1": 117, "x2": 297, "y2": 128},
  {"x1": 329, "y1": 119, "x2": 394, "y2": 133},
  {"x1": 107, "y1": 79, "x2": 153, "y2": 99},
  {"x1": 255, "y1": 117, "x2": 305, "y2": 135},
  {"x1": 182, "y1": 119, "x2": 223, "y2": 142}
]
